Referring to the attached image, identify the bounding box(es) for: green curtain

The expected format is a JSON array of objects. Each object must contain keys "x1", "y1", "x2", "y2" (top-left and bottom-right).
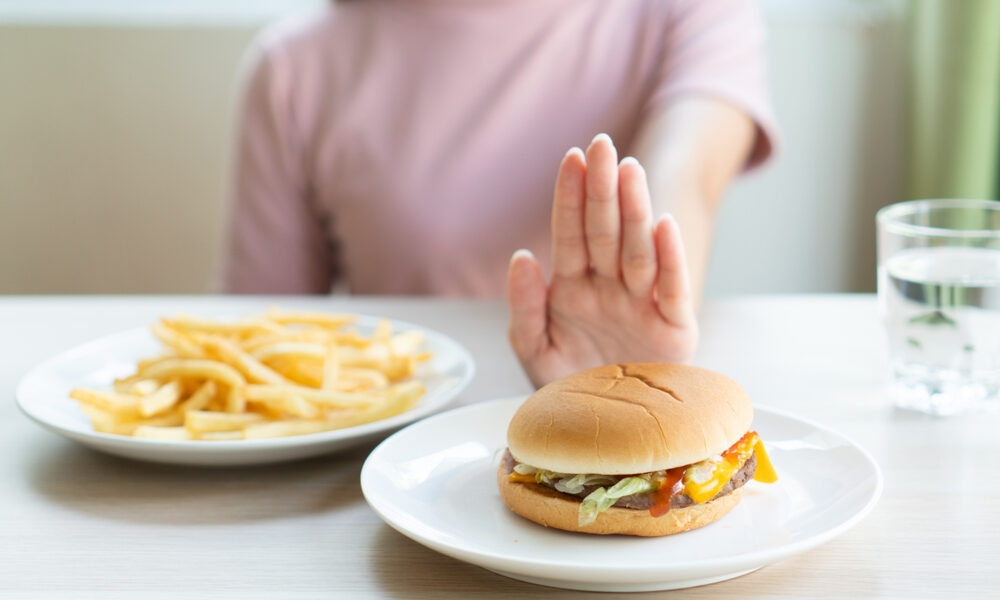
[{"x1": 909, "y1": 0, "x2": 1000, "y2": 201}]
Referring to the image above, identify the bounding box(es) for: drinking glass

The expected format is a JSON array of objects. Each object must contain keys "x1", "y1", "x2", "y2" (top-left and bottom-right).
[{"x1": 877, "y1": 199, "x2": 1000, "y2": 415}]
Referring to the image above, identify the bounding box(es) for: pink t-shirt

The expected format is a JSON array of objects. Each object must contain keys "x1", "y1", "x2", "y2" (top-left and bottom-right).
[{"x1": 220, "y1": 0, "x2": 776, "y2": 297}]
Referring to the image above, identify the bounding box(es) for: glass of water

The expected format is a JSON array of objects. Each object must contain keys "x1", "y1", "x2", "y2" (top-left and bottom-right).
[{"x1": 877, "y1": 199, "x2": 1000, "y2": 415}]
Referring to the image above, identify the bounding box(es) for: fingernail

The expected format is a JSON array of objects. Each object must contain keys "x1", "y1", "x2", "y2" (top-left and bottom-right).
[
  {"x1": 619, "y1": 156, "x2": 640, "y2": 168},
  {"x1": 658, "y1": 212, "x2": 675, "y2": 224},
  {"x1": 591, "y1": 132, "x2": 612, "y2": 146},
  {"x1": 510, "y1": 248, "x2": 535, "y2": 264},
  {"x1": 565, "y1": 146, "x2": 584, "y2": 159}
]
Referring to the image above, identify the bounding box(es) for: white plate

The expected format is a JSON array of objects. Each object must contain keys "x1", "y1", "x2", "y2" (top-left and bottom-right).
[
  {"x1": 361, "y1": 397, "x2": 882, "y2": 592},
  {"x1": 16, "y1": 316, "x2": 475, "y2": 466}
]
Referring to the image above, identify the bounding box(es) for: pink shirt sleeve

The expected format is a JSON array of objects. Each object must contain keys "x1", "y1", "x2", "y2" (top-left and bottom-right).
[
  {"x1": 217, "y1": 38, "x2": 334, "y2": 294},
  {"x1": 647, "y1": 0, "x2": 778, "y2": 169}
]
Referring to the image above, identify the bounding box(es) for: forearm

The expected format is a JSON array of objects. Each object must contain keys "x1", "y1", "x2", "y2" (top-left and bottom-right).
[{"x1": 630, "y1": 96, "x2": 756, "y2": 303}]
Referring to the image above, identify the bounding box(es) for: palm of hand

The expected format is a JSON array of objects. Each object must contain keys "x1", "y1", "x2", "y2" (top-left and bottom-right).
[
  {"x1": 537, "y1": 276, "x2": 697, "y2": 383},
  {"x1": 507, "y1": 134, "x2": 698, "y2": 388}
]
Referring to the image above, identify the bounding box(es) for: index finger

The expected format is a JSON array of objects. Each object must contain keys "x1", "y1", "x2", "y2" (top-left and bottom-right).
[{"x1": 551, "y1": 147, "x2": 589, "y2": 278}]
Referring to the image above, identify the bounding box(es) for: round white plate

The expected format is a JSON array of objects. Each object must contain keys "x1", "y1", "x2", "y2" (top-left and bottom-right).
[
  {"x1": 361, "y1": 397, "x2": 882, "y2": 592},
  {"x1": 16, "y1": 316, "x2": 475, "y2": 466}
]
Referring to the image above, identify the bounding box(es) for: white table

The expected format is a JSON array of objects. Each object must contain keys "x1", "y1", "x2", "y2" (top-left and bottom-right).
[{"x1": 1, "y1": 295, "x2": 997, "y2": 598}]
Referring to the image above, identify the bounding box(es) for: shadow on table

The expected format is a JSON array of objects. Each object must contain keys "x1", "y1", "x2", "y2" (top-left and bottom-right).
[
  {"x1": 25, "y1": 437, "x2": 376, "y2": 525},
  {"x1": 369, "y1": 523, "x2": 885, "y2": 599},
  {"x1": 369, "y1": 523, "x2": 595, "y2": 599}
]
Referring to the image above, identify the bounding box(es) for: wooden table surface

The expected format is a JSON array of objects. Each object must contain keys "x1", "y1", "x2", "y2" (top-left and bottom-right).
[{"x1": 1, "y1": 295, "x2": 997, "y2": 598}]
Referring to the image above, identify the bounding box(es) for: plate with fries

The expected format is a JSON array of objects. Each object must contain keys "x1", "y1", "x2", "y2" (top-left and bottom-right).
[{"x1": 16, "y1": 309, "x2": 475, "y2": 466}]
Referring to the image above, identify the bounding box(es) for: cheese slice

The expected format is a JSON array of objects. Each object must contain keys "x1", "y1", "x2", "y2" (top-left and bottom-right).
[
  {"x1": 682, "y1": 431, "x2": 775, "y2": 503},
  {"x1": 752, "y1": 437, "x2": 778, "y2": 483}
]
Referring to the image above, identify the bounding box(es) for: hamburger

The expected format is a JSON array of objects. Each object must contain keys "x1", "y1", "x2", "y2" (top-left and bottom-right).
[{"x1": 498, "y1": 363, "x2": 777, "y2": 536}]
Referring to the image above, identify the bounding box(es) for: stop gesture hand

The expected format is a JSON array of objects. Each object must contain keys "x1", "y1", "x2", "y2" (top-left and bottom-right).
[{"x1": 506, "y1": 134, "x2": 698, "y2": 387}]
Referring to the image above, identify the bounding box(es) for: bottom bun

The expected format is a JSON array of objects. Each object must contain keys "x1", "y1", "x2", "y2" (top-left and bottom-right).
[{"x1": 497, "y1": 464, "x2": 744, "y2": 537}]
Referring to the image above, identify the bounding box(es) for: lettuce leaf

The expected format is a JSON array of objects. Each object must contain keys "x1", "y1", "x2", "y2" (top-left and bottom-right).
[
  {"x1": 577, "y1": 476, "x2": 656, "y2": 526},
  {"x1": 553, "y1": 473, "x2": 618, "y2": 495},
  {"x1": 513, "y1": 463, "x2": 615, "y2": 489},
  {"x1": 509, "y1": 461, "x2": 659, "y2": 525},
  {"x1": 512, "y1": 463, "x2": 537, "y2": 475},
  {"x1": 607, "y1": 476, "x2": 656, "y2": 498}
]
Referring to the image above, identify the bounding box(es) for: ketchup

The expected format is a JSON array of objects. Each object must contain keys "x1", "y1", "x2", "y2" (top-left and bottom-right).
[
  {"x1": 648, "y1": 467, "x2": 685, "y2": 517},
  {"x1": 649, "y1": 431, "x2": 760, "y2": 517},
  {"x1": 723, "y1": 431, "x2": 755, "y2": 463}
]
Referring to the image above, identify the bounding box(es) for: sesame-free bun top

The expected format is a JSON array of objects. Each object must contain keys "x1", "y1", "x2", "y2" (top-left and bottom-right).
[{"x1": 507, "y1": 363, "x2": 753, "y2": 475}]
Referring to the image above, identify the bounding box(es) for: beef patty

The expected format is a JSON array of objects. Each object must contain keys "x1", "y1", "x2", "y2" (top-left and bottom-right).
[{"x1": 503, "y1": 450, "x2": 757, "y2": 511}]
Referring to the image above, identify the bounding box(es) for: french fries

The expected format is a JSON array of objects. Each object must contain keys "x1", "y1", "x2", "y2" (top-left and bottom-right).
[
  {"x1": 139, "y1": 380, "x2": 183, "y2": 417},
  {"x1": 70, "y1": 309, "x2": 432, "y2": 441}
]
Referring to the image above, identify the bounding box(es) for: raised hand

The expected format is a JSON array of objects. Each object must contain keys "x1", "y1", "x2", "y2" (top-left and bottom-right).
[{"x1": 506, "y1": 134, "x2": 698, "y2": 388}]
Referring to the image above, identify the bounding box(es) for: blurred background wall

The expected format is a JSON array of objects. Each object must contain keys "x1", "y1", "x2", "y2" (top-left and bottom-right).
[{"x1": 0, "y1": 0, "x2": 907, "y2": 295}]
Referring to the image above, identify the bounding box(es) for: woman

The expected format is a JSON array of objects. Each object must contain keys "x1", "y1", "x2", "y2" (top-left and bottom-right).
[{"x1": 220, "y1": 0, "x2": 777, "y2": 386}]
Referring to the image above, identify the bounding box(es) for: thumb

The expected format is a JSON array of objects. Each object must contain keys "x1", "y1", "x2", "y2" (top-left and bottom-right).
[{"x1": 506, "y1": 249, "x2": 549, "y2": 361}]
